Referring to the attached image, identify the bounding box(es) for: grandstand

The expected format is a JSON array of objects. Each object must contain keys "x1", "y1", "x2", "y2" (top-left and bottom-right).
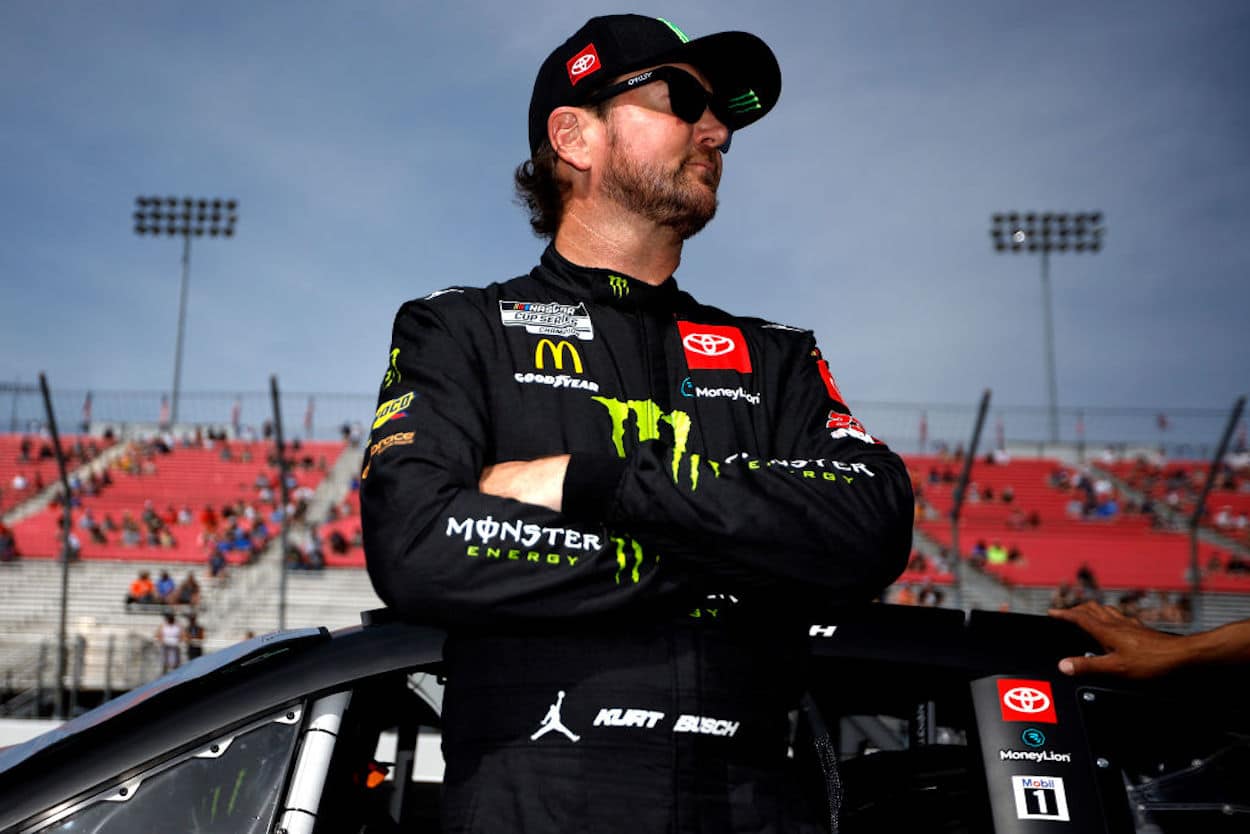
[
  {"x1": 2, "y1": 401, "x2": 1248, "y2": 719},
  {"x1": 0, "y1": 430, "x2": 382, "y2": 715}
]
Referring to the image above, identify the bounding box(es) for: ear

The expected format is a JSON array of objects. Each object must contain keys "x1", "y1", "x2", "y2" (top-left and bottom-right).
[{"x1": 549, "y1": 106, "x2": 595, "y2": 172}]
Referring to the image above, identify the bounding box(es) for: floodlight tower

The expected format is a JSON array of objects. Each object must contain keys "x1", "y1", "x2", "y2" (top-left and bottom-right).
[
  {"x1": 990, "y1": 212, "x2": 1104, "y2": 444},
  {"x1": 133, "y1": 196, "x2": 238, "y2": 425}
]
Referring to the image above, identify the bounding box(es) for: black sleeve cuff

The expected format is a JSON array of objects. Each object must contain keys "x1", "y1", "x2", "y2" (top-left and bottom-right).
[{"x1": 562, "y1": 453, "x2": 628, "y2": 522}]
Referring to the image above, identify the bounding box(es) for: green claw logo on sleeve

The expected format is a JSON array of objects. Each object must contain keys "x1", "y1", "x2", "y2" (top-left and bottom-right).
[
  {"x1": 611, "y1": 535, "x2": 645, "y2": 584},
  {"x1": 590, "y1": 396, "x2": 716, "y2": 489},
  {"x1": 382, "y1": 348, "x2": 401, "y2": 389}
]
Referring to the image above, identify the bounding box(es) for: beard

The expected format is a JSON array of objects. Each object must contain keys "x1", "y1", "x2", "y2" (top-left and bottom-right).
[{"x1": 600, "y1": 122, "x2": 720, "y2": 240}]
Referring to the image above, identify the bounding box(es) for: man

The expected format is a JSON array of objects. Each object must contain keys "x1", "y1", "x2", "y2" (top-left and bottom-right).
[{"x1": 362, "y1": 14, "x2": 913, "y2": 833}]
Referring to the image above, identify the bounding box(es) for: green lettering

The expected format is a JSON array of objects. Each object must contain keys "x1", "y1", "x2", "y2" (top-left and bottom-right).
[
  {"x1": 547, "y1": 553, "x2": 561, "y2": 565},
  {"x1": 843, "y1": 475, "x2": 854, "y2": 484},
  {"x1": 467, "y1": 545, "x2": 480, "y2": 557},
  {"x1": 528, "y1": 551, "x2": 540, "y2": 562},
  {"x1": 508, "y1": 549, "x2": 520, "y2": 560},
  {"x1": 803, "y1": 470, "x2": 816, "y2": 478},
  {"x1": 487, "y1": 547, "x2": 501, "y2": 558}
]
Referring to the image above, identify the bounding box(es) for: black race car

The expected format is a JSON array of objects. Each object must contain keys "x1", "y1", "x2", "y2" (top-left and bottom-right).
[{"x1": 0, "y1": 605, "x2": 1246, "y2": 833}]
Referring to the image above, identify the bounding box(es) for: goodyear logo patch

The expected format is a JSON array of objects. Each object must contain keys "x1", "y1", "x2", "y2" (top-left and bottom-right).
[{"x1": 372, "y1": 392, "x2": 414, "y2": 430}]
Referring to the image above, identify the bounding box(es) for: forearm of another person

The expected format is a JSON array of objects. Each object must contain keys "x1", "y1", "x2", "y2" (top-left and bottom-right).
[{"x1": 1050, "y1": 602, "x2": 1250, "y2": 678}]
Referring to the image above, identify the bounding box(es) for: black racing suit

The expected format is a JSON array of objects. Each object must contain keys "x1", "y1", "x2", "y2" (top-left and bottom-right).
[{"x1": 361, "y1": 245, "x2": 914, "y2": 833}]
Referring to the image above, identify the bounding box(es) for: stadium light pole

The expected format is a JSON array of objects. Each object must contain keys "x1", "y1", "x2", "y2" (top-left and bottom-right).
[
  {"x1": 133, "y1": 196, "x2": 238, "y2": 426},
  {"x1": 990, "y1": 212, "x2": 1104, "y2": 445}
]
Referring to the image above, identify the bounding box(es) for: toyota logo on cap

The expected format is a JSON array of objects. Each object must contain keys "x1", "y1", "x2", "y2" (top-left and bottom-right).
[
  {"x1": 566, "y1": 44, "x2": 601, "y2": 86},
  {"x1": 683, "y1": 333, "x2": 735, "y2": 357},
  {"x1": 997, "y1": 679, "x2": 1058, "y2": 723}
]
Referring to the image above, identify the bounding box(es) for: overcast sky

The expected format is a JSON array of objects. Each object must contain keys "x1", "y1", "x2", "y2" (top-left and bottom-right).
[{"x1": 2, "y1": 2, "x2": 1247, "y2": 439}]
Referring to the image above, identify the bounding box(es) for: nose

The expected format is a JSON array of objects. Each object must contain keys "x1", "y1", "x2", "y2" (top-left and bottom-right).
[{"x1": 695, "y1": 107, "x2": 731, "y2": 153}]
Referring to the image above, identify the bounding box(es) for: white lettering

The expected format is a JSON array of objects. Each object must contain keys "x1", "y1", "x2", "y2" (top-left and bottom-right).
[
  {"x1": 673, "y1": 714, "x2": 739, "y2": 737},
  {"x1": 446, "y1": 517, "x2": 473, "y2": 540}
]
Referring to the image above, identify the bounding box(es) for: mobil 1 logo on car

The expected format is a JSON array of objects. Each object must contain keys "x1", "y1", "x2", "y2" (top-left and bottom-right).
[{"x1": 1011, "y1": 774, "x2": 1070, "y2": 822}]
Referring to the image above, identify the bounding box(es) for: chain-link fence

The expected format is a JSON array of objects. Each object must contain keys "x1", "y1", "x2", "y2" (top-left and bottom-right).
[
  {"x1": 1, "y1": 383, "x2": 376, "y2": 445},
  {"x1": 3, "y1": 383, "x2": 1245, "y2": 459}
]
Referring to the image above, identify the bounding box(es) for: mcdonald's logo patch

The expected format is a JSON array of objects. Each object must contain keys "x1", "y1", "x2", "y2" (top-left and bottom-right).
[{"x1": 535, "y1": 339, "x2": 583, "y2": 373}]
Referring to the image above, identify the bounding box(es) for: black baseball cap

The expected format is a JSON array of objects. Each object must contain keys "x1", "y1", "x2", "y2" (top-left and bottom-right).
[{"x1": 528, "y1": 14, "x2": 782, "y2": 155}]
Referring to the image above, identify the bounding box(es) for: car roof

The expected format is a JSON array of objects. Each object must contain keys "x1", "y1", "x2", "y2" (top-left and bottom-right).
[{"x1": 0, "y1": 619, "x2": 446, "y2": 830}]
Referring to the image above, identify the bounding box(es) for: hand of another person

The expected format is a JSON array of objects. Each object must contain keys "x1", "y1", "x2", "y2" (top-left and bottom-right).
[
  {"x1": 479, "y1": 455, "x2": 571, "y2": 513},
  {"x1": 1048, "y1": 601, "x2": 1185, "y2": 679}
]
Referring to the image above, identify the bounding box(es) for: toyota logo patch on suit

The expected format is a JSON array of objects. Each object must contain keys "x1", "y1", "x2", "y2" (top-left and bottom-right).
[{"x1": 676, "y1": 321, "x2": 752, "y2": 372}]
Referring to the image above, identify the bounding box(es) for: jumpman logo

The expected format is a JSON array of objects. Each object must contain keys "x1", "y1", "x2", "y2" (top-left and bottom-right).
[{"x1": 530, "y1": 690, "x2": 581, "y2": 743}]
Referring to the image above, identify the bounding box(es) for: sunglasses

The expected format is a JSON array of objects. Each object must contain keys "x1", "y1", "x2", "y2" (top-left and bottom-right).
[{"x1": 585, "y1": 66, "x2": 732, "y2": 153}]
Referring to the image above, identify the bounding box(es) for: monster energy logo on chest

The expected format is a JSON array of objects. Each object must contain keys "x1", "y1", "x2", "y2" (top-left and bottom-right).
[
  {"x1": 590, "y1": 397, "x2": 718, "y2": 490},
  {"x1": 608, "y1": 275, "x2": 629, "y2": 298}
]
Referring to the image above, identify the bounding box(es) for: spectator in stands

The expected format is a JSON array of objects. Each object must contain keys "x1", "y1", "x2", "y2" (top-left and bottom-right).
[
  {"x1": 0, "y1": 522, "x2": 20, "y2": 562},
  {"x1": 1050, "y1": 583, "x2": 1079, "y2": 610},
  {"x1": 328, "y1": 529, "x2": 350, "y2": 555},
  {"x1": 61, "y1": 531, "x2": 81, "y2": 561},
  {"x1": 155, "y1": 571, "x2": 176, "y2": 602},
  {"x1": 185, "y1": 613, "x2": 205, "y2": 661},
  {"x1": 156, "y1": 612, "x2": 184, "y2": 673},
  {"x1": 173, "y1": 572, "x2": 201, "y2": 607},
  {"x1": 120, "y1": 511, "x2": 141, "y2": 547},
  {"x1": 199, "y1": 503, "x2": 219, "y2": 533},
  {"x1": 19, "y1": 436, "x2": 32, "y2": 461},
  {"x1": 177, "y1": 504, "x2": 193, "y2": 525},
  {"x1": 10, "y1": 472, "x2": 28, "y2": 493},
  {"x1": 1050, "y1": 601, "x2": 1250, "y2": 678},
  {"x1": 1076, "y1": 563, "x2": 1102, "y2": 603},
  {"x1": 969, "y1": 539, "x2": 988, "y2": 570},
  {"x1": 894, "y1": 584, "x2": 917, "y2": 605},
  {"x1": 917, "y1": 579, "x2": 943, "y2": 607},
  {"x1": 209, "y1": 542, "x2": 229, "y2": 579},
  {"x1": 126, "y1": 571, "x2": 156, "y2": 606},
  {"x1": 986, "y1": 541, "x2": 1008, "y2": 566}
]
